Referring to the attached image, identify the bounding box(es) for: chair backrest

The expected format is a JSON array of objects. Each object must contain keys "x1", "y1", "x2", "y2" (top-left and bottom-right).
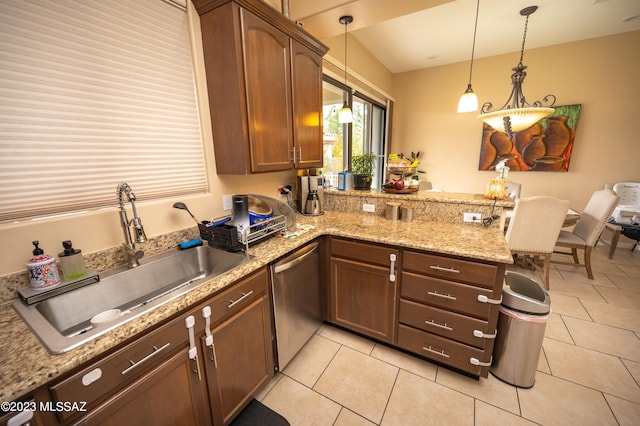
[
  {"x1": 612, "y1": 182, "x2": 640, "y2": 206},
  {"x1": 505, "y1": 181, "x2": 522, "y2": 200},
  {"x1": 574, "y1": 189, "x2": 619, "y2": 246},
  {"x1": 506, "y1": 196, "x2": 570, "y2": 253}
]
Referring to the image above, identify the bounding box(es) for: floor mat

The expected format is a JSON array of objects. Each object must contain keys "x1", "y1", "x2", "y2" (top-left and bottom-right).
[{"x1": 230, "y1": 399, "x2": 289, "y2": 426}]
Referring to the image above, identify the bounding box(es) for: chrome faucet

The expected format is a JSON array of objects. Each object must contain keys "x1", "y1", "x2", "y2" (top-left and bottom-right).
[{"x1": 117, "y1": 182, "x2": 147, "y2": 268}]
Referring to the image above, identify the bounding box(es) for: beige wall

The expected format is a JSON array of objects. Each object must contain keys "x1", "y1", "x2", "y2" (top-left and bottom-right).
[{"x1": 391, "y1": 31, "x2": 640, "y2": 210}]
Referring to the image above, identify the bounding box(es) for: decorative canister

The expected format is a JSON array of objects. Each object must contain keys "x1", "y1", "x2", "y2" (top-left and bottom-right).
[{"x1": 26, "y1": 241, "x2": 61, "y2": 289}]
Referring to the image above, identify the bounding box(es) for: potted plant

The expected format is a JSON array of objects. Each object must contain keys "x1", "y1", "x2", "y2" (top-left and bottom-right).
[{"x1": 351, "y1": 153, "x2": 376, "y2": 190}]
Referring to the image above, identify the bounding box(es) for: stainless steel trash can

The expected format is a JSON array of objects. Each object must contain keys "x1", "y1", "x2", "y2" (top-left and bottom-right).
[{"x1": 490, "y1": 272, "x2": 551, "y2": 388}]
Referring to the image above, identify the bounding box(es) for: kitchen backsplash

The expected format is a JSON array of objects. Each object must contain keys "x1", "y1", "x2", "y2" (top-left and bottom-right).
[{"x1": 324, "y1": 190, "x2": 510, "y2": 225}]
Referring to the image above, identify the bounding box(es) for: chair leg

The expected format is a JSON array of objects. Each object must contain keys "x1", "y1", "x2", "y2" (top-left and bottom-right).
[
  {"x1": 584, "y1": 246, "x2": 594, "y2": 279},
  {"x1": 543, "y1": 253, "x2": 551, "y2": 290},
  {"x1": 571, "y1": 248, "x2": 579, "y2": 264},
  {"x1": 608, "y1": 228, "x2": 621, "y2": 259}
]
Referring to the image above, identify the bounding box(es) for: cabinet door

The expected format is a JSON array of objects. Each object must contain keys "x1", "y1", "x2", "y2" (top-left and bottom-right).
[
  {"x1": 241, "y1": 9, "x2": 293, "y2": 172},
  {"x1": 203, "y1": 296, "x2": 274, "y2": 425},
  {"x1": 80, "y1": 349, "x2": 211, "y2": 426},
  {"x1": 201, "y1": 275, "x2": 274, "y2": 425},
  {"x1": 291, "y1": 40, "x2": 323, "y2": 169},
  {"x1": 330, "y1": 257, "x2": 397, "y2": 343}
]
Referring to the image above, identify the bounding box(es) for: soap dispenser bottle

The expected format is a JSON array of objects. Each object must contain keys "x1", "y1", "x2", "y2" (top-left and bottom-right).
[
  {"x1": 58, "y1": 240, "x2": 87, "y2": 281},
  {"x1": 26, "y1": 240, "x2": 61, "y2": 289}
]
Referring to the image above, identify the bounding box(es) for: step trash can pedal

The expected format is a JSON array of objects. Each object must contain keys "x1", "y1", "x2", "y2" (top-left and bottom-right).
[{"x1": 490, "y1": 272, "x2": 551, "y2": 388}]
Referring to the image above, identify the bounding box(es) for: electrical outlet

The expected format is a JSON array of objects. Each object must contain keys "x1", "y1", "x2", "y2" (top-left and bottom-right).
[
  {"x1": 463, "y1": 212, "x2": 482, "y2": 223},
  {"x1": 363, "y1": 203, "x2": 376, "y2": 213},
  {"x1": 222, "y1": 194, "x2": 232, "y2": 211}
]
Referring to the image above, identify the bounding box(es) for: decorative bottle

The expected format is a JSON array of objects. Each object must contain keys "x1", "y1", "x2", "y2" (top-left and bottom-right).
[
  {"x1": 26, "y1": 241, "x2": 61, "y2": 289},
  {"x1": 58, "y1": 240, "x2": 87, "y2": 281}
]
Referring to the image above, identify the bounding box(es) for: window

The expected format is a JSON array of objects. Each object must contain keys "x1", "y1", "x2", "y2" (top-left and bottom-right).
[
  {"x1": 322, "y1": 77, "x2": 387, "y2": 188},
  {"x1": 0, "y1": 0, "x2": 206, "y2": 222}
]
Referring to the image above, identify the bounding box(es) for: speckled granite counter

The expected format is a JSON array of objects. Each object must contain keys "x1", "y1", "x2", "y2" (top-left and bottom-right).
[{"x1": 0, "y1": 208, "x2": 512, "y2": 401}]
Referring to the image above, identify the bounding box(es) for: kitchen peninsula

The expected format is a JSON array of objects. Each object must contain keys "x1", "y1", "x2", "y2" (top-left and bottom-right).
[{"x1": 0, "y1": 191, "x2": 513, "y2": 417}]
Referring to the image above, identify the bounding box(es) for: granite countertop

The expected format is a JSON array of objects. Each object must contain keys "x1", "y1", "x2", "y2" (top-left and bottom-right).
[
  {"x1": 325, "y1": 188, "x2": 516, "y2": 207},
  {"x1": 0, "y1": 210, "x2": 512, "y2": 401}
]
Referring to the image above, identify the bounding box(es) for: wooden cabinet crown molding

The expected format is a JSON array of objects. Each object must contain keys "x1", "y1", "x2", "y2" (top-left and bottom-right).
[{"x1": 192, "y1": 0, "x2": 328, "y2": 56}]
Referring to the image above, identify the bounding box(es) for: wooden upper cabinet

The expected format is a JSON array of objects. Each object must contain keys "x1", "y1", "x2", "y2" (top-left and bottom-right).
[
  {"x1": 194, "y1": 0, "x2": 328, "y2": 174},
  {"x1": 291, "y1": 41, "x2": 324, "y2": 169},
  {"x1": 241, "y1": 9, "x2": 293, "y2": 172}
]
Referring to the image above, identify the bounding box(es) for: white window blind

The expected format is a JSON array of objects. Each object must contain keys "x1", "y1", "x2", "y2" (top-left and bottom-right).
[{"x1": 0, "y1": 0, "x2": 207, "y2": 222}]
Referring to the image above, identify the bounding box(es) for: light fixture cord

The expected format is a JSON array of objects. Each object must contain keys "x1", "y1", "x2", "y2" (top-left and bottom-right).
[
  {"x1": 518, "y1": 13, "x2": 530, "y2": 67},
  {"x1": 343, "y1": 20, "x2": 348, "y2": 86},
  {"x1": 467, "y1": 0, "x2": 480, "y2": 85}
]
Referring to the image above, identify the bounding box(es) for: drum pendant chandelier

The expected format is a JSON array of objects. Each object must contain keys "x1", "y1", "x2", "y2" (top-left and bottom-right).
[{"x1": 478, "y1": 6, "x2": 556, "y2": 137}]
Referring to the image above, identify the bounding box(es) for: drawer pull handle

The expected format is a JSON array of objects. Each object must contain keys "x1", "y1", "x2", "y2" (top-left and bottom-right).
[
  {"x1": 389, "y1": 253, "x2": 397, "y2": 282},
  {"x1": 473, "y1": 329, "x2": 497, "y2": 339},
  {"x1": 422, "y1": 345, "x2": 450, "y2": 358},
  {"x1": 429, "y1": 265, "x2": 460, "y2": 273},
  {"x1": 477, "y1": 294, "x2": 502, "y2": 304},
  {"x1": 427, "y1": 291, "x2": 457, "y2": 301},
  {"x1": 470, "y1": 356, "x2": 492, "y2": 367},
  {"x1": 121, "y1": 342, "x2": 171, "y2": 375},
  {"x1": 228, "y1": 290, "x2": 254, "y2": 309},
  {"x1": 424, "y1": 319, "x2": 453, "y2": 331}
]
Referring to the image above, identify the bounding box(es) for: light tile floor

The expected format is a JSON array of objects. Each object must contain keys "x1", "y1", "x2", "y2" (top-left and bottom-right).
[{"x1": 256, "y1": 244, "x2": 640, "y2": 425}]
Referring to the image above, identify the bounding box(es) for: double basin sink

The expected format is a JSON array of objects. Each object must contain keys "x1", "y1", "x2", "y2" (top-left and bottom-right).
[{"x1": 13, "y1": 245, "x2": 250, "y2": 354}]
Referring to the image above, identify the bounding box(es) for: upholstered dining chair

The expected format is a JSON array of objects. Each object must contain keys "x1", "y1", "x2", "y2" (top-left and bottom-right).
[
  {"x1": 503, "y1": 181, "x2": 522, "y2": 227},
  {"x1": 505, "y1": 181, "x2": 522, "y2": 200},
  {"x1": 506, "y1": 196, "x2": 570, "y2": 289},
  {"x1": 599, "y1": 182, "x2": 640, "y2": 258},
  {"x1": 553, "y1": 189, "x2": 619, "y2": 279}
]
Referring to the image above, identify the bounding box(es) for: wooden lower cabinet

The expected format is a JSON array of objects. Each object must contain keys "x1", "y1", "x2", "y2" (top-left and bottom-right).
[
  {"x1": 79, "y1": 349, "x2": 210, "y2": 426},
  {"x1": 398, "y1": 250, "x2": 505, "y2": 377},
  {"x1": 327, "y1": 238, "x2": 505, "y2": 378},
  {"x1": 200, "y1": 269, "x2": 274, "y2": 425},
  {"x1": 38, "y1": 267, "x2": 274, "y2": 425},
  {"x1": 329, "y1": 238, "x2": 399, "y2": 343}
]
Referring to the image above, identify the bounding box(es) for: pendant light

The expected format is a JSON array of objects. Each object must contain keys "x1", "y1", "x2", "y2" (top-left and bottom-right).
[
  {"x1": 478, "y1": 6, "x2": 556, "y2": 137},
  {"x1": 457, "y1": 0, "x2": 480, "y2": 113},
  {"x1": 338, "y1": 15, "x2": 353, "y2": 124}
]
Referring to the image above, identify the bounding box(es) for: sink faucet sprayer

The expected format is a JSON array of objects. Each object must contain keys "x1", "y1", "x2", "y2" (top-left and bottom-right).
[{"x1": 117, "y1": 182, "x2": 147, "y2": 267}]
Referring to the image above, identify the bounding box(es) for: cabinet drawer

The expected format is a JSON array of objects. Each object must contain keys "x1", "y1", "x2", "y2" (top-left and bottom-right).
[
  {"x1": 399, "y1": 299, "x2": 494, "y2": 348},
  {"x1": 49, "y1": 312, "x2": 190, "y2": 421},
  {"x1": 208, "y1": 268, "x2": 269, "y2": 326},
  {"x1": 331, "y1": 238, "x2": 399, "y2": 266},
  {"x1": 403, "y1": 251, "x2": 498, "y2": 288},
  {"x1": 397, "y1": 324, "x2": 490, "y2": 377},
  {"x1": 401, "y1": 272, "x2": 498, "y2": 319}
]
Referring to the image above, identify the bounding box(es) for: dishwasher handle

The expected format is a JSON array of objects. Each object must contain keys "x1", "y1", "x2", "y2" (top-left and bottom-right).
[{"x1": 273, "y1": 242, "x2": 319, "y2": 274}]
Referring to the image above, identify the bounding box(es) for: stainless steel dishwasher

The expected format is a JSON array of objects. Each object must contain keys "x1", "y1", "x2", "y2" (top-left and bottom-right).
[{"x1": 270, "y1": 240, "x2": 323, "y2": 370}]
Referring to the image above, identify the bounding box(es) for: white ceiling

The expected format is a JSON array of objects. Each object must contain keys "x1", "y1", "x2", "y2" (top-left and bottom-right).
[{"x1": 289, "y1": 0, "x2": 640, "y2": 74}]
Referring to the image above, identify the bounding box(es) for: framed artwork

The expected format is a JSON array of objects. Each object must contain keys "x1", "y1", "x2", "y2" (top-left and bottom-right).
[{"x1": 478, "y1": 104, "x2": 582, "y2": 172}]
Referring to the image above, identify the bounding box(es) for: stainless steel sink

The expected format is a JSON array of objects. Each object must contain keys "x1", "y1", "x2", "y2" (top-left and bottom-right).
[{"x1": 13, "y1": 245, "x2": 250, "y2": 354}]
